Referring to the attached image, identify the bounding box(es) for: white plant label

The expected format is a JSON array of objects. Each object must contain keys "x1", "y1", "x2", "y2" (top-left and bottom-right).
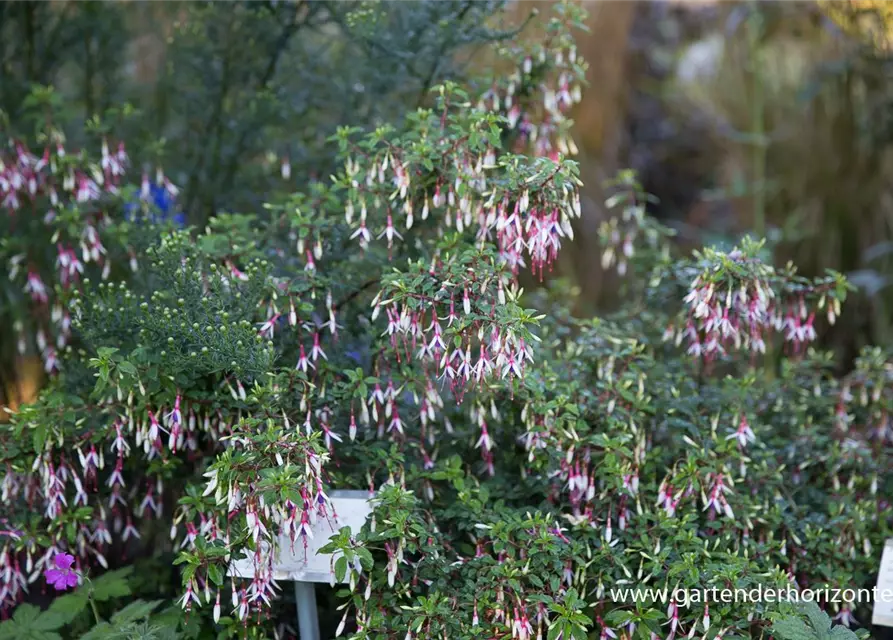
[
  {"x1": 874, "y1": 539, "x2": 893, "y2": 628},
  {"x1": 228, "y1": 490, "x2": 374, "y2": 584}
]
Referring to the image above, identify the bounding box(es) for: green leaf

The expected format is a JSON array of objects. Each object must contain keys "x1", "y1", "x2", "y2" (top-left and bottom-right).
[
  {"x1": 32, "y1": 424, "x2": 48, "y2": 454},
  {"x1": 356, "y1": 547, "x2": 374, "y2": 571},
  {"x1": 79, "y1": 622, "x2": 113, "y2": 640},
  {"x1": 802, "y1": 602, "x2": 832, "y2": 637},
  {"x1": 109, "y1": 599, "x2": 163, "y2": 625},
  {"x1": 0, "y1": 604, "x2": 63, "y2": 640},
  {"x1": 46, "y1": 592, "x2": 89, "y2": 625},
  {"x1": 771, "y1": 617, "x2": 814, "y2": 640},
  {"x1": 12, "y1": 604, "x2": 40, "y2": 625},
  {"x1": 334, "y1": 555, "x2": 348, "y2": 582},
  {"x1": 116, "y1": 361, "x2": 137, "y2": 376},
  {"x1": 91, "y1": 567, "x2": 133, "y2": 601},
  {"x1": 30, "y1": 612, "x2": 65, "y2": 633},
  {"x1": 208, "y1": 564, "x2": 223, "y2": 586},
  {"x1": 830, "y1": 627, "x2": 860, "y2": 640}
]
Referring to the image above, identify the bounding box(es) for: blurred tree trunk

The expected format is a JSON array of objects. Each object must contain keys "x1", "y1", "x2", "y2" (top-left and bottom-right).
[
  {"x1": 570, "y1": 1, "x2": 637, "y2": 310},
  {"x1": 0, "y1": 358, "x2": 41, "y2": 422}
]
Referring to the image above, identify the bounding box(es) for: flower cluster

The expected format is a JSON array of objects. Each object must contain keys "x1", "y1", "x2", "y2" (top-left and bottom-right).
[
  {"x1": 666, "y1": 241, "x2": 849, "y2": 359},
  {"x1": 176, "y1": 419, "x2": 329, "y2": 621},
  {"x1": 2, "y1": 3, "x2": 888, "y2": 639},
  {"x1": 372, "y1": 253, "x2": 540, "y2": 399},
  {"x1": 1, "y1": 134, "x2": 180, "y2": 376},
  {"x1": 595, "y1": 175, "x2": 849, "y2": 361},
  {"x1": 334, "y1": 106, "x2": 582, "y2": 280},
  {"x1": 598, "y1": 171, "x2": 666, "y2": 277},
  {"x1": 478, "y1": 5, "x2": 586, "y2": 161},
  {"x1": 0, "y1": 387, "x2": 242, "y2": 606},
  {"x1": 323, "y1": 6, "x2": 586, "y2": 284}
]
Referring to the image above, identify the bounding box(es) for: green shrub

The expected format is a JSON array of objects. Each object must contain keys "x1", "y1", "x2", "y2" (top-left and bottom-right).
[{"x1": 1, "y1": 3, "x2": 890, "y2": 640}]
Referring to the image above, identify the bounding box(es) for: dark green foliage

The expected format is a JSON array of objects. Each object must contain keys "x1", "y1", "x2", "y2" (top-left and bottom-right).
[{"x1": 0, "y1": 0, "x2": 511, "y2": 225}]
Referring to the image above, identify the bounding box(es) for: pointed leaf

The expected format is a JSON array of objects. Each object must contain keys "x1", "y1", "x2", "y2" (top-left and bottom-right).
[{"x1": 771, "y1": 617, "x2": 815, "y2": 640}]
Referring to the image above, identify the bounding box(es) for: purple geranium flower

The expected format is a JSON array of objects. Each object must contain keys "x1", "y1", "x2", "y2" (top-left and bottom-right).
[{"x1": 45, "y1": 552, "x2": 78, "y2": 591}]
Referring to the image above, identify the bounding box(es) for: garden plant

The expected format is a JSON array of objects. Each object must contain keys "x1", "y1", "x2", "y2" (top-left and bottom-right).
[{"x1": 0, "y1": 2, "x2": 891, "y2": 640}]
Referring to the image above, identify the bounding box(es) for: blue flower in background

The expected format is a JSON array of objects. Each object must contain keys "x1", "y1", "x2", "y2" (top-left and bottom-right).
[{"x1": 124, "y1": 182, "x2": 186, "y2": 227}]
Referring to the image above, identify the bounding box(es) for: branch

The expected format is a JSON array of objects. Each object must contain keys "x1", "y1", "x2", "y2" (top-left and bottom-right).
[
  {"x1": 413, "y1": 2, "x2": 474, "y2": 109},
  {"x1": 335, "y1": 278, "x2": 380, "y2": 310},
  {"x1": 182, "y1": 5, "x2": 239, "y2": 222},
  {"x1": 211, "y1": 1, "x2": 312, "y2": 221}
]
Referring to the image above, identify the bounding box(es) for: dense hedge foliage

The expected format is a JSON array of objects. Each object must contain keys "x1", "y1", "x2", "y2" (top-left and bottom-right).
[{"x1": 0, "y1": 3, "x2": 891, "y2": 640}]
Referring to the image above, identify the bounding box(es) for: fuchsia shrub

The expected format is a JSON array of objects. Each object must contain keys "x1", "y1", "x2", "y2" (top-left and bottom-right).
[{"x1": 0, "y1": 4, "x2": 890, "y2": 640}]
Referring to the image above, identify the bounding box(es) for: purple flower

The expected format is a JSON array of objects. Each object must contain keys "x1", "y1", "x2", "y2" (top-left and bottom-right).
[{"x1": 45, "y1": 553, "x2": 78, "y2": 591}]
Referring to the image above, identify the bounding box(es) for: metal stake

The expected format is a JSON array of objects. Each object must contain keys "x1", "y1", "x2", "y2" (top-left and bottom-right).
[{"x1": 294, "y1": 581, "x2": 321, "y2": 640}]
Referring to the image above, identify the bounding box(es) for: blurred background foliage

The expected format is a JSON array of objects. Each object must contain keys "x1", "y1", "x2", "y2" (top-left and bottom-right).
[
  {"x1": 0, "y1": 0, "x2": 513, "y2": 224},
  {"x1": 630, "y1": 0, "x2": 893, "y2": 367},
  {"x1": 0, "y1": 0, "x2": 514, "y2": 411},
  {"x1": 6, "y1": 0, "x2": 893, "y2": 402}
]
